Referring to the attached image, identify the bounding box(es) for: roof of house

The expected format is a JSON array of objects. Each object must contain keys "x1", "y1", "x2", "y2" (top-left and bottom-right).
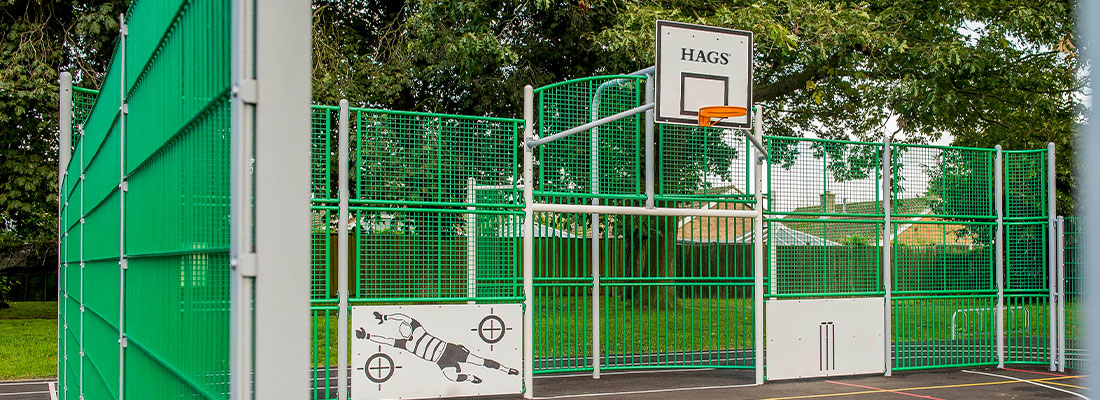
[
  {"x1": 783, "y1": 195, "x2": 978, "y2": 245},
  {"x1": 675, "y1": 185, "x2": 754, "y2": 243}
]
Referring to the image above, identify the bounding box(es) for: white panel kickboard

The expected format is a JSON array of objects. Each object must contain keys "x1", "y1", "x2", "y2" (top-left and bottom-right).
[
  {"x1": 766, "y1": 298, "x2": 885, "y2": 380},
  {"x1": 351, "y1": 304, "x2": 522, "y2": 399}
]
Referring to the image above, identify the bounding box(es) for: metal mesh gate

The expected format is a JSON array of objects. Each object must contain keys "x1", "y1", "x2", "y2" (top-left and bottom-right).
[{"x1": 530, "y1": 76, "x2": 759, "y2": 374}]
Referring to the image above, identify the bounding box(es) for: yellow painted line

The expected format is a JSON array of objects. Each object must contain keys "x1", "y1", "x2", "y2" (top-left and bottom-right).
[
  {"x1": 760, "y1": 375, "x2": 1086, "y2": 400},
  {"x1": 1039, "y1": 379, "x2": 1088, "y2": 390}
]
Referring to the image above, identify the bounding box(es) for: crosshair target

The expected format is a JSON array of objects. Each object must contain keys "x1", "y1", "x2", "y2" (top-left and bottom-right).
[
  {"x1": 478, "y1": 315, "x2": 507, "y2": 344},
  {"x1": 364, "y1": 353, "x2": 396, "y2": 383}
]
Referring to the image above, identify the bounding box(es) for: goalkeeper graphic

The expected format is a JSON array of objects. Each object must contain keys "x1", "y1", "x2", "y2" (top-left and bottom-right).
[{"x1": 356, "y1": 311, "x2": 519, "y2": 384}]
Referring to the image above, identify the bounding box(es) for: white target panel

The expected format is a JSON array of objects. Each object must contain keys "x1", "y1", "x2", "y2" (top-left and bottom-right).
[
  {"x1": 351, "y1": 304, "x2": 522, "y2": 399},
  {"x1": 655, "y1": 20, "x2": 753, "y2": 128}
]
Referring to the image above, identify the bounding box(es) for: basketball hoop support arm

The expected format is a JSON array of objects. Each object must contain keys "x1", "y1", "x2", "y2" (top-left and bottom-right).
[
  {"x1": 745, "y1": 115, "x2": 769, "y2": 159},
  {"x1": 526, "y1": 103, "x2": 654, "y2": 148}
]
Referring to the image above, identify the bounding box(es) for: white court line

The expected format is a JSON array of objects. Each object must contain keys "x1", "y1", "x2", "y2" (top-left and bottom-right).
[
  {"x1": 48, "y1": 381, "x2": 57, "y2": 400},
  {"x1": 533, "y1": 383, "x2": 758, "y2": 399},
  {"x1": 0, "y1": 391, "x2": 50, "y2": 397},
  {"x1": 0, "y1": 381, "x2": 52, "y2": 386},
  {"x1": 962, "y1": 370, "x2": 1090, "y2": 400},
  {"x1": 535, "y1": 368, "x2": 715, "y2": 379}
]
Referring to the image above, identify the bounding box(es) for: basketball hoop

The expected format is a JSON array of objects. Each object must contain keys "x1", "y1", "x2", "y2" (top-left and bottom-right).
[{"x1": 697, "y1": 105, "x2": 748, "y2": 127}]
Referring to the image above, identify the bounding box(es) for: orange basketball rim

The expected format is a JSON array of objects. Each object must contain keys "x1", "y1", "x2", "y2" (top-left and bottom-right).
[{"x1": 698, "y1": 105, "x2": 748, "y2": 127}]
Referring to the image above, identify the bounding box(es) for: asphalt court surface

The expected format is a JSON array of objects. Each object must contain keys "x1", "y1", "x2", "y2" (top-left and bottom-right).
[
  {"x1": 0, "y1": 379, "x2": 53, "y2": 400},
  {"x1": 528, "y1": 365, "x2": 1089, "y2": 399},
  {"x1": 4, "y1": 366, "x2": 1088, "y2": 399}
]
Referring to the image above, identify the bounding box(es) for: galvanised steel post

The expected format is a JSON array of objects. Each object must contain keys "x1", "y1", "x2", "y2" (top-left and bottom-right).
[
  {"x1": 522, "y1": 85, "x2": 536, "y2": 399},
  {"x1": 753, "y1": 107, "x2": 765, "y2": 385},
  {"x1": 57, "y1": 71, "x2": 71, "y2": 399},
  {"x1": 230, "y1": 0, "x2": 258, "y2": 395},
  {"x1": 232, "y1": 0, "x2": 312, "y2": 396},
  {"x1": 337, "y1": 99, "x2": 350, "y2": 400},
  {"x1": 467, "y1": 177, "x2": 477, "y2": 304},
  {"x1": 589, "y1": 89, "x2": 602, "y2": 381},
  {"x1": 995, "y1": 145, "x2": 1005, "y2": 368},
  {"x1": 1057, "y1": 215, "x2": 1066, "y2": 372},
  {"x1": 645, "y1": 77, "x2": 655, "y2": 209},
  {"x1": 118, "y1": 13, "x2": 129, "y2": 397},
  {"x1": 1047, "y1": 142, "x2": 1057, "y2": 371},
  {"x1": 59, "y1": 73, "x2": 72, "y2": 195},
  {"x1": 882, "y1": 133, "x2": 892, "y2": 377}
]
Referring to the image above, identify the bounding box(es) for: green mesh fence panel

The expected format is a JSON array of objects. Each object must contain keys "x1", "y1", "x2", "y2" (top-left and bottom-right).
[
  {"x1": 1003, "y1": 220, "x2": 1050, "y2": 365},
  {"x1": 312, "y1": 106, "x2": 337, "y2": 200},
  {"x1": 307, "y1": 107, "x2": 523, "y2": 398},
  {"x1": 473, "y1": 187, "x2": 524, "y2": 298},
  {"x1": 310, "y1": 209, "x2": 335, "y2": 301},
  {"x1": 657, "y1": 124, "x2": 750, "y2": 203},
  {"x1": 535, "y1": 76, "x2": 644, "y2": 200},
  {"x1": 765, "y1": 137, "x2": 882, "y2": 216},
  {"x1": 352, "y1": 208, "x2": 522, "y2": 301},
  {"x1": 530, "y1": 206, "x2": 755, "y2": 373},
  {"x1": 308, "y1": 105, "x2": 337, "y2": 397},
  {"x1": 889, "y1": 221, "x2": 996, "y2": 370},
  {"x1": 892, "y1": 145, "x2": 995, "y2": 219},
  {"x1": 766, "y1": 219, "x2": 883, "y2": 296},
  {"x1": 1004, "y1": 295, "x2": 1050, "y2": 364},
  {"x1": 1006, "y1": 222, "x2": 1048, "y2": 291},
  {"x1": 72, "y1": 87, "x2": 98, "y2": 143},
  {"x1": 354, "y1": 109, "x2": 520, "y2": 207},
  {"x1": 891, "y1": 295, "x2": 997, "y2": 370},
  {"x1": 1064, "y1": 217, "x2": 1084, "y2": 369},
  {"x1": 58, "y1": 0, "x2": 232, "y2": 398},
  {"x1": 893, "y1": 221, "x2": 995, "y2": 293},
  {"x1": 1004, "y1": 150, "x2": 1047, "y2": 220},
  {"x1": 348, "y1": 108, "x2": 522, "y2": 303}
]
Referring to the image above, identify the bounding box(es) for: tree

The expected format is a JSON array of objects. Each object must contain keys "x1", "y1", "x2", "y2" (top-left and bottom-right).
[
  {"x1": 314, "y1": 1, "x2": 1079, "y2": 212},
  {"x1": 581, "y1": 0, "x2": 1081, "y2": 213},
  {"x1": 1, "y1": 1, "x2": 126, "y2": 272},
  {"x1": 311, "y1": 0, "x2": 1081, "y2": 308}
]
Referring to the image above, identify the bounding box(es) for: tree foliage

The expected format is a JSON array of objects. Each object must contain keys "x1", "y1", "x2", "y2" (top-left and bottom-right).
[
  {"x1": 0, "y1": 0, "x2": 125, "y2": 266},
  {"x1": 0, "y1": 0, "x2": 1082, "y2": 272},
  {"x1": 313, "y1": 0, "x2": 1081, "y2": 213}
]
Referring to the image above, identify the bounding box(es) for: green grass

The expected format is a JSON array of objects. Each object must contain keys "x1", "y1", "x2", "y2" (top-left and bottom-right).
[
  {"x1": 309, "y1": 295, "x2": 756, "y2": 367},
  {"x1": 0, "y1": 301, "x2": 58, "y2": 320},
  {"x1": 0, "y1": 302, "x2": 58, "y2": 379},
  {"x1": 308, "y1": 295, "x2": 1072, "y2": 371}
]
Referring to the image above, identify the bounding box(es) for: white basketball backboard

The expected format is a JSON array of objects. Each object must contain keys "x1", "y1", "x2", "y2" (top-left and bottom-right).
[{"x1": 655, "y1": 20, "x2": 753, "y2": 128}]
